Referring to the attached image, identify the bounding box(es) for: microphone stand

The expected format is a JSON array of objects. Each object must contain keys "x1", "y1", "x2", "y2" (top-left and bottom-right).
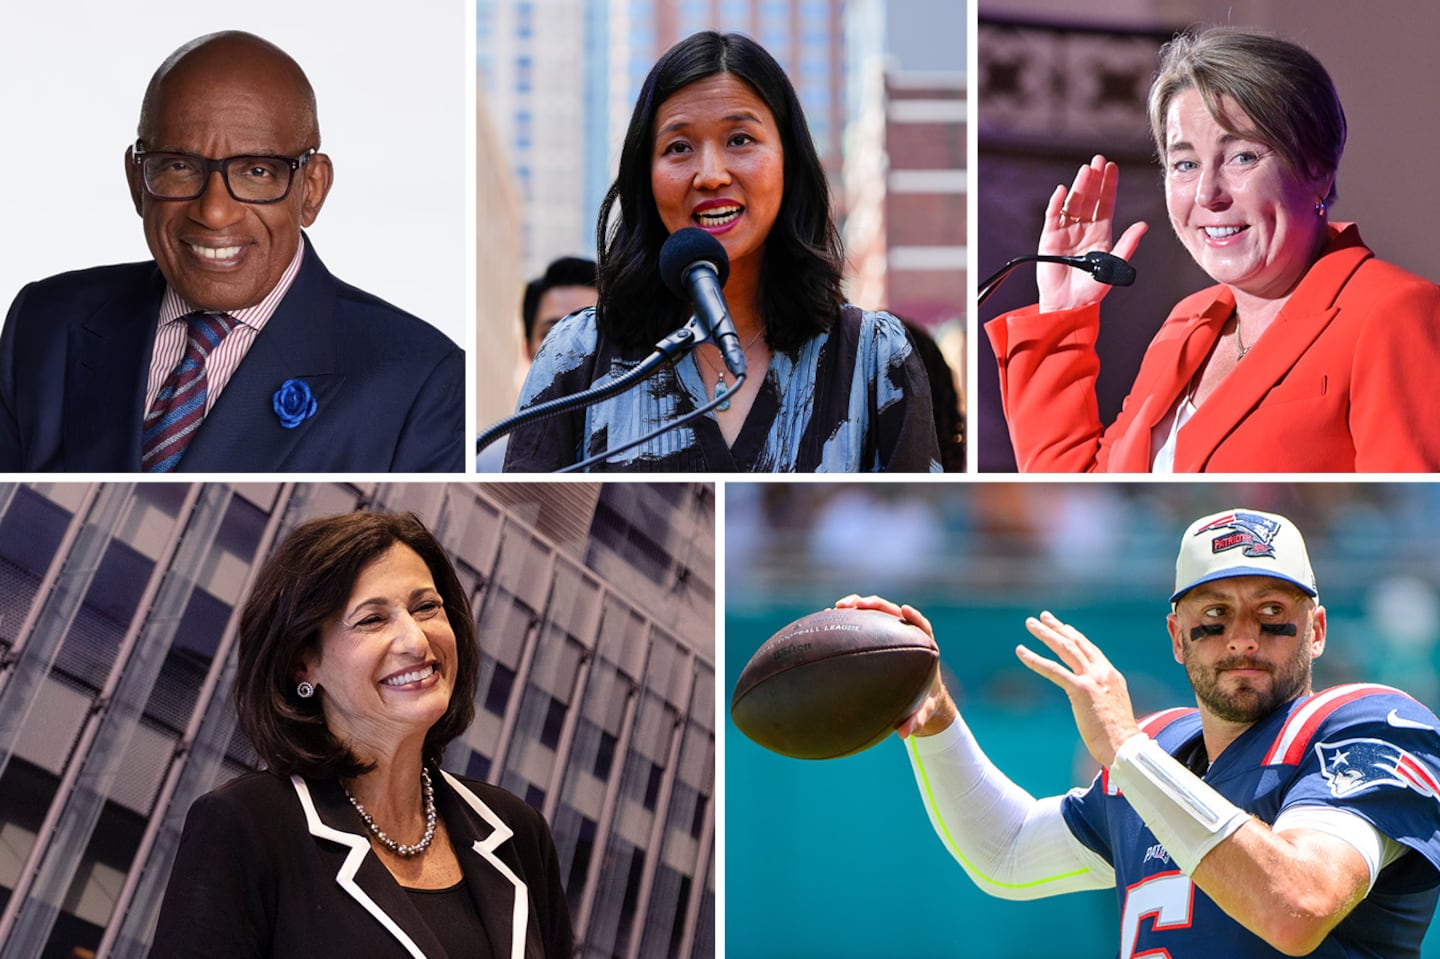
[
  {"x1": 557, "y1": 368, "x2": 744, "y2": 473},
  {"x1": 978, "y1": 251, "x2": 1134, "y2": 307},
  {"x1": 476, "y1": 315, "x2": 742, "y2": 471}
]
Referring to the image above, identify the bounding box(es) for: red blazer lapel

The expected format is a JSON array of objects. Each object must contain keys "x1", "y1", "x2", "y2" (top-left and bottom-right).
[
  {"x1": 1107, "y1": 293, "x2": 1234, "y2": 470},
  {"x1": 1174, "y1": 226, "x2": 1371, "y2": 470}
]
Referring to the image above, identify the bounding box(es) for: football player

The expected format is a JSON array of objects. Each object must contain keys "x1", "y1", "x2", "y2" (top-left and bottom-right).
[{"x1": 840, "y1": 508, "x2": 1440, "y2": 957}]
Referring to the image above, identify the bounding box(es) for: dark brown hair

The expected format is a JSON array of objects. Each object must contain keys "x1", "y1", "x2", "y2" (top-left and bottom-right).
[
  {"x1": 235, "y1": 511, "x2": 478, "y2": 778},
  {"x1": 596, "y1": 31, "x2": 845, "y2": 354}
]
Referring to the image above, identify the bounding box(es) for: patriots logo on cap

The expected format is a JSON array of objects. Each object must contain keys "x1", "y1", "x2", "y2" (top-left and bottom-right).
[
  {"x1": 1196, "y1": 511, "x2": 1282, "y2": 559},
  {"x1": 1315, "y1": 737, "x2": 1440, "y2": 800}
]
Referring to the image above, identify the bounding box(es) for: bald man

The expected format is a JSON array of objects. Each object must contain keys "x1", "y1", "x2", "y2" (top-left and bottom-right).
[{"x1": 0, "y1": 31, "x2": 464, "y2": 472}]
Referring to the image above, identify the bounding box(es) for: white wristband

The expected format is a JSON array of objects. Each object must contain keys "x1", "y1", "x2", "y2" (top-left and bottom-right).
[{"x1": 1108, "y1": 734, "x2": 1251, "y2": 874}]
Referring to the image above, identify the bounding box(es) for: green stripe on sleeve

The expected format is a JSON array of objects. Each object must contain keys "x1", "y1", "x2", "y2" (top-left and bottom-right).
[{"x1": 909, "y1": 735, "x2": 1094, "y2": 890}]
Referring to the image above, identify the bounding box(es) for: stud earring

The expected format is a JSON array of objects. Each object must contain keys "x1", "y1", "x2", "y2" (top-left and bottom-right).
[{"x1": 297, "y1": 680, "x2": 315, "y2": 699}]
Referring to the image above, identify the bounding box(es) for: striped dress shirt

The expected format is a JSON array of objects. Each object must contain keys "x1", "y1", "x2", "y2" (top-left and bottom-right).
[{"x1": 144, "y1": 236, "x2": 307, "y2": 416}]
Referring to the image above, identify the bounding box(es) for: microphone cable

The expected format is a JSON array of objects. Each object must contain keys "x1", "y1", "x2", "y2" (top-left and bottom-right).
[
  {"x1": 558, "y1": 369, "x2": 747, "y2": 473},
  {"x1": 475, "y1": 320, "x2": 699, "y2": 456}
]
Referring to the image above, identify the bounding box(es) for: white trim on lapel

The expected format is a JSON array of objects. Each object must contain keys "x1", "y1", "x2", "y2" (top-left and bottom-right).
[
  {"x1": 442, "y1": 770, "x2": 530, "y2": 959},
  {"x1": 290, "y1": 774, "x2": 428, "y2": 959}
]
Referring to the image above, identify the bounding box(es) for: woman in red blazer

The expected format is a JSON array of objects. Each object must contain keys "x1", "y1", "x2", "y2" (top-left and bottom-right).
[{"x1": 986, "y1": 28, "x2": 1440, "y2": 472}]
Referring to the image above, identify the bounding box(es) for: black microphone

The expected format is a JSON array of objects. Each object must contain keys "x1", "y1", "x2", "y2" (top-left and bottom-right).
[
  {"x1": 658, "y1": 228, "x2": 746, "y2": 376},
  {"x1": 979, "y1": 250, "x2": 1136, "y2": 307},
  {"x1": 1071, "y1": 250, "x2": 1136, "y2": 285}
]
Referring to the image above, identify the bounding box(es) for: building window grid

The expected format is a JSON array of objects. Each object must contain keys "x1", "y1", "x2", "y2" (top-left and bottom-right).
[
  {"x1": 551, "y1": 656, "x2": 627, "y2": 913},
  {"x1": 636, "y1": 716, "x2": 712, "y2": 958},
  {"x1": 76, "y1": 488, "x2": 295, "y2": 959},
  {"x1": 497, "y1": 622, "x2": 585, "y2": 807},
  {"x1": 0, "y1": 489, "x2": 240, "y2": 954},
  {"x1": 455, "y1": 506, "x2": 712, "y2": 956},
  {"x1": 0, "y1": 484, "x2": 232, "y2": 955},
  {"x1": 0, "y1": 488, "x2": 71, "y2": 649},
  {"x1": 485, "y1": 533, "x2": 712, "y2": 954}
]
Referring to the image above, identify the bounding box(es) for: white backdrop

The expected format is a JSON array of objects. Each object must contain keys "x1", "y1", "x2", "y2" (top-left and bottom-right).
[{"x1": 0, "y1": 1, "x2": 469, "y2": 349}]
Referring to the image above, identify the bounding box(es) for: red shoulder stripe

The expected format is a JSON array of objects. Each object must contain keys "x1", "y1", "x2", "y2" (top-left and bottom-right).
[
  {"x1": 1262, "y1": 683, "x2": 1411, "y2": 766},
  {"x1": 1139, "y1": 707, "x2": 1199, "y2": 736},
  {"x1": 1102, "y1": 707, "x2": 1199, "y2": 795}
]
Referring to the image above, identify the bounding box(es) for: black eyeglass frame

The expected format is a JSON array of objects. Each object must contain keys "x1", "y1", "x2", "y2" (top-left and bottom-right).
[{"x1": 130, "y1": 142, "x2": 318, "y2": 204}]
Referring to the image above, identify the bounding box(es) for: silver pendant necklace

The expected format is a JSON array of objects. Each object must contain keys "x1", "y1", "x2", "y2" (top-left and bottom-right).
[
  {"x1": 1234, "y1": 311, "x2": 1250, "y2": 360},
  {"x1": 343, "y1": 765, "x2": 437, "y2": 857},
  {"x1": 700, "y1": 329, "x2": 765, "y2": 411}
]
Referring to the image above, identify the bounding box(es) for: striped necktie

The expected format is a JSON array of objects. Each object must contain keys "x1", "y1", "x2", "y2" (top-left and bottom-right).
[{"x1": 141, "y1": 312, "x2": 238, "y2": 472}]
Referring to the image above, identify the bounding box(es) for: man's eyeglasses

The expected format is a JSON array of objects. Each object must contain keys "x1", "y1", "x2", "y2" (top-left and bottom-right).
[{"x1": 132, "y1": 143, "x2": 317, "y2": 204}]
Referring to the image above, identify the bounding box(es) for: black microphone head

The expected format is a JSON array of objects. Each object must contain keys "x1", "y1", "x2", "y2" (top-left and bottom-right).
[
  {"x1": 659, "y1": 227, "x2": 731, "y2": 296},
  {"x1": 1082, "y1": 250, "x2": 1137, "y2": 286}
]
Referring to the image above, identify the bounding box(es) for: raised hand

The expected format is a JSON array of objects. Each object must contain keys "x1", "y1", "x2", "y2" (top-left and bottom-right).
[
  {"x1": 1014, "y1": 610, "x2": 1141, "y2": 766},
  {"x1": 1037, "y1": 154, "x2": 1149, "y2": 312}
]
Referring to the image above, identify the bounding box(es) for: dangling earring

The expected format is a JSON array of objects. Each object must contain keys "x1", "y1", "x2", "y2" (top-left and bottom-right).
[
  {"x1": 297, "y1": 680, "x2": 315, "y2": 699},
  {"x1": 1314, "y1": 199, "x2": 1327, "y2": 218}
]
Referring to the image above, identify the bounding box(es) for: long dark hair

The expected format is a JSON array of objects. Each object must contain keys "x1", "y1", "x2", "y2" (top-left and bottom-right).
[
  {"x1": 234, "y1": 511, "x2": 479, "y2": 779},
  {"x1": 596, "y1": 31, "x2": 845, "y2": 354}
]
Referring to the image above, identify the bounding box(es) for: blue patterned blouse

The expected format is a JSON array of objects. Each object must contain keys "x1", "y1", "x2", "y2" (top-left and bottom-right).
[{"x1": 503, "y1": 305, "x2": 942, "y2": 473}]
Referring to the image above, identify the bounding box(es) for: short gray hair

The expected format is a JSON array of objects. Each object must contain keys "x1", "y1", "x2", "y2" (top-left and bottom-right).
[{"x1": 1147, "y1": 28, "x2": 1345, "y2": 204}]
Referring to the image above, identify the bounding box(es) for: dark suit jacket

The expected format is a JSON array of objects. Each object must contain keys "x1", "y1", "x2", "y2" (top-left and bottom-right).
[
  {"x1": 986, "y1": 223, "x2": 1440, "y2": 472},
  {"x1": 149, "y1": 770, "x2": 574, "y2": 959},
  {"x1": 0, "y1": 238, "x2": 464, "y2": 471}
]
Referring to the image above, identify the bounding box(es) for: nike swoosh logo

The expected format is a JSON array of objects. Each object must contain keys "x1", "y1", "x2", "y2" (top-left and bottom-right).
[{"x1": 1388, "y1": 708, "x2": 1433, "y2": 731}]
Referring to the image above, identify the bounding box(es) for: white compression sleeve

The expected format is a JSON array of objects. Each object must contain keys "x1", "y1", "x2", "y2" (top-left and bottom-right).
[
  {"x1": 906, "y1": 715, "x2": 1114, "y2": 900},
  {"x1": 1107, "y1": 733, "x2": 1252, "y2": 874},
  {"x1": 1272, "y1": 805, "x2": 1408, "y2": 892}
]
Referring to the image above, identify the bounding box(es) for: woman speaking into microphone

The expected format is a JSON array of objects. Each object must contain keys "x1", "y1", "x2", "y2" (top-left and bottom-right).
[
  {"x1": 987, "y1": 27, "x2": 1440, "y2": 472},
  {"x1": 503, "y1": 31, "x2": 942, "y2": 473}
]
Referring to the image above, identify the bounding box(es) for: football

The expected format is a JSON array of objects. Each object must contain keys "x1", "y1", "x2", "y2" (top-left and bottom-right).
[{"x1": 730, "y1": 607, "x2": 939, "y2": 760}]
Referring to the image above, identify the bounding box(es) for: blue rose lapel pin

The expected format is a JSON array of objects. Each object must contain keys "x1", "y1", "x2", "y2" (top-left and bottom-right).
[{"x1": 272, "y1": 379, "x2": 318, "y2": 429}]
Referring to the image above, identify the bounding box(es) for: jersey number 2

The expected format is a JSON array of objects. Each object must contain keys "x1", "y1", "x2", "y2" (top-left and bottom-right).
[{"x1": 1120, "y1": 871, "x2": 1194, "y2": 958}]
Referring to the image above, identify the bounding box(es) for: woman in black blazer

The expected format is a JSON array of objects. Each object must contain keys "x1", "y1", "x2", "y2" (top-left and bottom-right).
[{"x1": 150, "y1": 512, "x2": 574, "y2": 958}]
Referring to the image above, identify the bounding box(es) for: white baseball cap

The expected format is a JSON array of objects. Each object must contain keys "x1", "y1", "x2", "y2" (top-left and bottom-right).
[{"x1": 1172, "y1": 508, "x2": 1318, "y2": 603}]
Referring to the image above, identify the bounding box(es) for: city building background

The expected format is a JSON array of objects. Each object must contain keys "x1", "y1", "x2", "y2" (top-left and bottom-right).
[
  {"x1": 727, "y1": 481, "x2": 1440, "y2": 957},
  {"x1": 0, "y1": 480, "x2": 715, "y2": 959},
  {"x1": 475, "y1": 0, "x2": 966, "y2": 434}
]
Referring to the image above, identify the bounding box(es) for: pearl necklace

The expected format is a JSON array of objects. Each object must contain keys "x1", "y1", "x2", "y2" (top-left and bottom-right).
[
  {"x1": 343, "y1": 766, "x2": 437, "y2": 857},
  {"x1": 696, "y1": 329, "x2": 765, "y2": 411}
]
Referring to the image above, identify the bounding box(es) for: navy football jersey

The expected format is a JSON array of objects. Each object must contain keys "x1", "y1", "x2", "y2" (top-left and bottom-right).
[{"x1": 1061, "y1": 684, "x2": 1440, "y2": 958}]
